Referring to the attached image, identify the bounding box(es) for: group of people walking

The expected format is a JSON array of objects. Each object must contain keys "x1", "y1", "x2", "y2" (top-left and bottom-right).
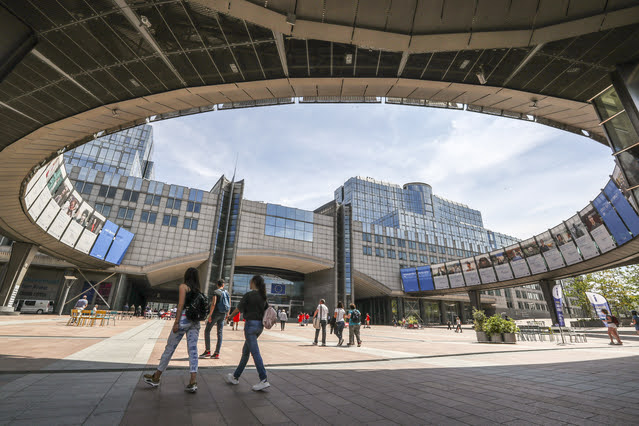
[{"x1": 311, "y1": 299, "x2": 363, "y2": 347}]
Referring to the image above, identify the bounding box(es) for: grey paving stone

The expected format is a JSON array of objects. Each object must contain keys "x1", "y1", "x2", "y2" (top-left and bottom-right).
[{"x1": 83, "y1": 410, "x2": 125, "y2": 426}]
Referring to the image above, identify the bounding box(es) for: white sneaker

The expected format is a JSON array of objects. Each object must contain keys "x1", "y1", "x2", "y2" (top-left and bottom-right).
[
  {"x1": 252, "y1": 379, "x2": 270, "y2": 391},
  {"x1": 225, "y1": 373, "x2": 239, "y2": 385}
]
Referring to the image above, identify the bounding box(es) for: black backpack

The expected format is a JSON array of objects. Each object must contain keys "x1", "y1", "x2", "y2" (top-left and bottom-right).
[
  {"x1": 185, "y1": 290, "x2": 209, "y2": 322},
  {"x1": 350, "y1": 309, "x2": 361, "y2": 323}
]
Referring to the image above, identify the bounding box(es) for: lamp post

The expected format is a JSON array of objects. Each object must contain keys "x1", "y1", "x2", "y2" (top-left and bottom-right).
[{"x1": 58, "y1": 275, "x2": 77, "y2": 315}]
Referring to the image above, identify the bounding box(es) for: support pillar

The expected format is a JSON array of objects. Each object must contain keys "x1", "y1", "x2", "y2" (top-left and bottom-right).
[
  {"x1": 0, "y1": 242, "x2": 37, "y2": 315},
  {"x1": 58, "y1": 274, "x2": 78, "y2": 315},
  {"x1": 538, "y1": 279, "x2": 561, "y2": 326},
  {"x1": 468, "y1": 290, "x2": 481, "y2": 312}
]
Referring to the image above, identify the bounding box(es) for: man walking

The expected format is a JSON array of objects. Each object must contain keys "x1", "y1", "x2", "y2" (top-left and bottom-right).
[
  {"x1": 278, "y1": 309, "x2": 288, "y2": 331},
  {"x1": 200, "y1": 279, "x2": 231, "y2": 359},
  {"x1": 312, "y1": 299, "x2": 329, "y2": 346},
  {"x1": 346, "y1": 303, "x2": 362, "y2": 347}
]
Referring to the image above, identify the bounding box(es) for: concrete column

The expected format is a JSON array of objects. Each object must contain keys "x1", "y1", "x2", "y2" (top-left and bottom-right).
[
  {"x1": 468, "y1": 290, "x2": 481, "y2": 312},
  {"x1": 538, "y1": 279, "x2": 560, "y2": 326},
  {"x1": 0, "y1": 242, "x2": 38, "y2": 314}
]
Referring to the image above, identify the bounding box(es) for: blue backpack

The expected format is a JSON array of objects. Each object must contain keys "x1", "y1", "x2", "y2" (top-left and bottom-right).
[{"x1": 217, "y1": 289, "x2": 231, "y2": 313}]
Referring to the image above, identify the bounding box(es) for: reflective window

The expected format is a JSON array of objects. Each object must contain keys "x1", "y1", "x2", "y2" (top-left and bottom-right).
[
  {"x1": 387, "y1": 249, "x2": 396, "y2": 259},
  {"x1": 375, "y1": 248, "x2": 384, "y2": 257},
  {"x1": 264, "y1": 203, "x2": 314, "y2": 242},
  {"x1": 363, "y1": 245, "x2": 372, "y2": 256}
]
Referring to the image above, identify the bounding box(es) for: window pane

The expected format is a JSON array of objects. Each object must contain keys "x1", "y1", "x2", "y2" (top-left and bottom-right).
[
  {"x1": 295, "y1": 221, "x2": 305, "y2": 231},
  {"x1": 130, "y1": 192, "x2": 139, "y2": 202},
  {"x1": 98, "y1": 185, "x2": 108, "y2": 197},
  {"x1": 141, "y1": 211, "x2": 149, "y2": 222},
  {"x1": 266, "y1": 216, "x2": 276, "y2": 226},
  {"x1": 285, "y1": 228, "x2": 295, "y2": 238},
  {"x1": 117, "y1": 207, "x2": 127, "y2": 219},
  {"x1": 275, "y1": 227, "x2": 286, "y2": 237},
  {"x1": 265, "y1": 225, "x2": 275, "y2": 236},
  {"x1": 170, "y1": 216, "x2": 178, "y2": 227},
  {"x1": 275, "y1": 217, "x2": 286, "y2": 228},
  {"x1": 126, "y1": 209, "x2": 134, "y2": 220},
  {"x1": 153, "y1": 196, "x2": 161, "y2": 206},
  {"x1": 174, "y1": 199, "x2": 182, "y2": 210},
  {"x1": 149, "y1": 212, "x2": 157, "y2": 224},
  {"x1": 145, "y1": 194, "x2": 153, "y2": 204},
  {"x1": 103, "y1": 205, "x2": 111, "y2": 216},
  {"x1": 162, "y1": 214, "x2": 170, "y2": 226},
  {"x1": 107, "y1": 187, "x2": 116, "y2": 198},
  {"x1": 294, "y1": 230, "x2": 304, "y2": 240},
  {"x1": 194, "y1": 203, "x2": 201, "y2": 213},
  {"x1": 184, "y1": 218, "x2": 191, "y2": 229},
  {"x1": 276, "y1": 205, "x2": 287, "y2": 218},
  {"x1": 187, "y1": 201, "x2": 194, "y2": 212},
  {"x1": 166, "y1": 198, "x2": 174, "y2": 209},
  {"x1": 191, "y1": 219, "x2": 198, "y2": 230},
  {"x1": 122, "y1": 189, "x2": 131, "y2": 201},
  {"x1": 266, "y1": 204, "x2": 277, "y2": 216}
]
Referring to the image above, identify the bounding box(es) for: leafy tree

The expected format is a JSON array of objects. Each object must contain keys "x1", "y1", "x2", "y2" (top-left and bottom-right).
[
  {"x1": 563, "y1": 275, "x2": 594, "y2": 318},
  {"x1": 566, "y1": 266, "x2": 639, "y2": 317}
]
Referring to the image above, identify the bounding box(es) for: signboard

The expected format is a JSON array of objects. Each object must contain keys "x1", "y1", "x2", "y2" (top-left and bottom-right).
[
  {"x1": 445, "y1": 261, "x2": 465, "y2": 288},
  {"x1": 536, "y1": 231, "x2": 565, "y2": 270},
  {"x1": 505, "y1": 243, "x2": 530, "y2": 277},
  {"x1": 60, "y1": 220, "x2": 84, "y2": 247},
  {"x1": 551, "y1": 223, "x2": 582, "y2": 265},
  {"x1": 270, "y1": 283, "x2": 286, "y2": 295},
  {"x1": 36, "y1": 199, "x2": 60, "y2": 231},
  {"x1": 593, "y1": 193, "x2": 631, "y2": 246},
  {"x1": 75, "y1": 228, "x2": 98, "y2": 254},
  {"x1": 48, "y1": 210, "x2": 72, "y2": 240},
  {"x1": 105, "y1": 227, "x2": 134, "y2": 265},
  {"x1": 400, "y1": 268, "x2": 420, "y2": 292},
  {"x1": 586, "y1": 291, "x2": 611, "y2": 320},
  {"x1": 475, "y1": 254, "x2": 497, "y2": 283},
  {"x1": 28, "y1": 188, "x2": 51, "y2": 220},
  {"x1": 416, "y1": 266, "x2": 434, "y2": 291},
  {"x1": 432, "y1": 263, "x2": 450, "y2": 289},
  {"x1": 521, "y1": 237, "x2": 547, "y2": 274},
  {"x1": 552, "y1": 284, "x2": 566, "y2": 327},
  {"x1": 490, "y1": 249, "x2": 513, "y2": 281},
  {"x1": 89, "y1": 221, "x2": 118, "y2": 260},
  {"x1": 580, "y1": 204, "x2": 616, "y2": 253},
  {"x1": 460, "y1": 258, "x2": 481, "y2": 286},
  {"x1": 565, "y1": 214, "x2": 599, "y2": 259},
  {"x1": 604, "y1": 180, "x2": 639, "y2": 235}
]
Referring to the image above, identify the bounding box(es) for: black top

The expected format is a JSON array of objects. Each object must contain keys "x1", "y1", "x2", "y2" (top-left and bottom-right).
[{"x1": 238, "y1": 290, "x2": 267, "y2": 321}]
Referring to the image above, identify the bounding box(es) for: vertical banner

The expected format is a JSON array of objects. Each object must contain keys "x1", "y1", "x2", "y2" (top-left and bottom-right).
[
  {"x1": 551, "y1": 223, "x2": 582, "y2": 265},
  {"x1": 580, "y1": 204, "x2": 616, "y2": 252},
  {"x1": 416, "y1": 265, "x2": 434, "y2": 291},
  {"x1": 445, "y1": 261, "x2": 465, "y2": 288},
  {"x1": 536, "y1": 231, "x2": 566, "y2": 270},
  {"x1": 506, "y1": 243, "x2": 530, "y2": 277},
  {"x1": 552, "y1": 284, "x2": 565, "y2": 326},
  {"x1": 432, "y1": 263, "x2": 450, "y2": 289},
  {"x1": 460, "y1": 258, "x2": 481, "y2": 286},
  {"x1": 604, "y1": 180, "x2": 639, "y2": 235},
  {"x1": 565, "y1": 214, "x2": 599, "y2": 259},
  {"x1": 400, "y1": 268, "x2": 420, "y2": 292},
  {"x1": 593, "y1": 193, "x2": 631, "y2": 245},
  {"x1": 586, "y1": 292, "x2": 612, "y2": 320},
  {"x1": 490, "y1": 249, "x2": 513, "y2": 280},
  {"x1": 475, "y1": 254, "x2": 497, "y2": 283}
]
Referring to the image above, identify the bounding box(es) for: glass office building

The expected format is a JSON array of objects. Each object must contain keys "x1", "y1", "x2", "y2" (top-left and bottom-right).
[{"x1": 64, "y1": 124, "x2": 155, "y2": 179}]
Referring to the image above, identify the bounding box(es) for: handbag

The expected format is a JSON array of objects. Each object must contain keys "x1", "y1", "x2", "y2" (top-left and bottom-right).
[{"x1": 313, "y1": 315, "x2": 320, "y2": 329}]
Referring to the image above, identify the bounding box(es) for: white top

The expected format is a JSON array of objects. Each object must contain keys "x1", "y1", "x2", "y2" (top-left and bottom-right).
[
  {"x1": 278, "y1": 311, "x2": 288, "y2": 321},
  {"x1": 335, "y1": 308, "x2": 345, "y2": 322},
  {"x1": 316, "y1": 304, "x2": 328, "y2": 320}
]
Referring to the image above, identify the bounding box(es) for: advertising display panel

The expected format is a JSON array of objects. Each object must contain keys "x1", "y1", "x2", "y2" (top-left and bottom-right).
[
  {"x1": 61, "y1": 220, "x2": 85, "y2": 247},
  {"x1": 73, "y1": 202, "x2": 93, "y2": 228},
  {"x1": 505, "y1": 244, "x2": 530, "y2": 277},
  {"x1": 604, "y1": 180, "x2": 639, "y2": 235},
  {"x1": 89, "y1": 221, "x2": 118, "y2": 260},
  {"x1": 475, "y1": 254, "x2": 497, "y2": 283},
  {"x1": 521, "y1": 237, "x2": 547, "y2": 274},
  {"x1": 61, "y1": 191, "x2": 81, "y2": 219},
  {"x1": 28, "y1": 188, "x2": 52, "y2": 221},
  {"x1": 25, "y1": 168, "x2": 47, "y2": 209},
  {"x1": 74, "y1": 229, "x2": 98, "y2": 254},
  {"x1": 551, "y1": 223, "x2": 582, "y2": 265},
  {"x1": 48, "y1": 210, "x2": 72, "y2": 240},
  {"x1": 593, "y1": 192, "x2": 632, "y2": 245},
  {"x1": 580, "y1": 204, "x2": 616, "y2": 253},
  {"x1": 460, "y1": 258, "x2": 481, "y2": 286},
  {"x1": 52, "y1": 179, "x2": 73, "y2": 208},
  {"x1": 416, "y1": 266, "x2": 434, "y2": 291},
  {"x1": 489, "y1": 249, "x2": 513, "y2": 281},
  {"x1": 445, "y1": 261, "x2": 465, "y2": 288},
  {"x1": 612, "y1": 166, "x2": 638, "y2": 211},
  {"x1": 87, "y1": 211, "x2": 106, "y2": 235},
  {"x1": 400, "y1": 268, "x2": 420, "y2": 292},
  {"x1": 36, "y1": 199, "x2": 59, "y2": 231},
  {"x1": 536, "y1": 231, "x2": 565, "y2": 270},
  {"x1": 432, "y1": 263, "x2": 450, "y2": 289},
  {"x1": 105, "y1": 227, "x2": 135, "y2": 265},
  {"x1": 565, "y1": 214, "x2": 599, "y2": 259}
]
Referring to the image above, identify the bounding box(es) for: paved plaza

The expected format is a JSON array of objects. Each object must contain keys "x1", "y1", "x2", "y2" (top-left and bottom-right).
[{"x1": 0, "y1": 316, "x2": 637, "y2": 425}]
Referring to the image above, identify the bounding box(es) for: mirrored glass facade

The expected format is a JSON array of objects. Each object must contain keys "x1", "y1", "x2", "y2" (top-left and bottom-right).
[{"x1": 264, "y1": 203, "x2": 314, "y2": 242}]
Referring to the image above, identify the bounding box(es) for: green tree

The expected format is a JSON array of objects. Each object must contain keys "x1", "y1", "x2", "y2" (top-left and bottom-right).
[
  {"x1": 568, "y1": 267, "x2": 639, "y2": 317},
  {"x1": 563, "y1": 275, "x2": 594, "y2": 318}
]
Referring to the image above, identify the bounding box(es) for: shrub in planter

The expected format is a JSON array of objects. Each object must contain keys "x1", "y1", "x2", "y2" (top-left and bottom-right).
[{"x1": 473, "y1": 309, "x2": 489, "y2": 342}]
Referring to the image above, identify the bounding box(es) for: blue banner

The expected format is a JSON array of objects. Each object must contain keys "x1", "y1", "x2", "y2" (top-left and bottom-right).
[
  {"x1": 89, "y1": 221, "x2": 118, "y2": 260},
  {"x1": 604, "y1": 180, "x2": 639, "y2": 236},
  {"x1": 105, "y1": 227, "x2": 134, "y2": 265},
  {"x1": 586, "y1": 292, "x2": 612, "y2": 320},
  {"x1": 400, "y1": 268, "x2": 420, "y2": 292},
  {"x1": 416, "y1": 265, "x2": 434, "y2": 291},
  {"x1": 552, "y1": 284, "x2": 565, "y2": 327},
  {"x1": 270, "y1": 283, "x2": 286, "y2": 295},
  {"x1": 593, "y1": 193, "x2": 631, "y2": 245}
]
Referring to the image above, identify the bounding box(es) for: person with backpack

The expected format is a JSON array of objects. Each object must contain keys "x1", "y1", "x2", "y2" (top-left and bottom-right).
[
  {"x1": 225, "y1": 275, "x2": 270, "y2": 391},
  {"x1": 346, "y1": 303, "x2": 362, "y2": 347},
  {"x1": 200, "y1": 279, "x2": 230, "y2": 359},
  {"x1": 144, "y1": 267, "x2": 204, "y2": 393},
  {"x1": 278, "y1": 309, "x2": 288, "y2": 331},
  {"x1": 312, "y1": 299, "x2": 329, "y2": 346},
  {"x1": 601, "y1": 308, "x2": 623, "y2": 345}
]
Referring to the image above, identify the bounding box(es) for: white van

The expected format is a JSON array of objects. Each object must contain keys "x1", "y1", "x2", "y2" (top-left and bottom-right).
[{"x1": 15, "y1": 300, "x2": 54, "y2": 314}]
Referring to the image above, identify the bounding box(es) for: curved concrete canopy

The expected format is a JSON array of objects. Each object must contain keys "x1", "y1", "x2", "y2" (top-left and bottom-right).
[
  {"x1": 235, "y1": 248, "x2": 334, "y2": 274},
  {"x1": 0, "y1": 0, "x2": 638, "y2": 289}
]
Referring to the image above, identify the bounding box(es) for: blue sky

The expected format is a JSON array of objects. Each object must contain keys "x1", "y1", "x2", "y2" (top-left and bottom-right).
[{"x1": 150, "y1": 103, "x2": 613, "y2": 240}]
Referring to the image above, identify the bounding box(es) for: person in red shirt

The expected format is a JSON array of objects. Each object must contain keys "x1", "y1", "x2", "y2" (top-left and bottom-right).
[
  {"x1": 298, "y1": 313, "x2": 304, "y2": 326},
  {"x1": 232, "y1": 312, "x2": 241, "y2": 331},
  {"x1": 365, "y1": 313, "x2": 371, "y2": 328},
  {"x1": 305, "y1": 313, "x2": 310, "y2": 326}
]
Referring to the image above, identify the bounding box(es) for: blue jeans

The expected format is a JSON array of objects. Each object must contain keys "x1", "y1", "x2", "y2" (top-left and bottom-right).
[
  {"x1": 233, "y1": 320, "x2": 267, "y2": 381},
  {"x1": 204, "y1": 312, "x2": 225, "y2": 353},
  {"x1": 335, "y1": 321, "x2": 345, "y2": 340},
  {"x1": 158, "y1": 314, "x2": 200, "y2": 373}
]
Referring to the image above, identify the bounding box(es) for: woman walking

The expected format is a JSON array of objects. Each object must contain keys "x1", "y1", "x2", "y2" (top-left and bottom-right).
[
  {"x1": 334, "y1": 302, "x2": 346, "y2": 346},
  {"x1": 143, "y1": 267, "x2": 201, "y2": 393},
  {"x1": 225, "y1": 275, "x2": 270, "y2": 391}
]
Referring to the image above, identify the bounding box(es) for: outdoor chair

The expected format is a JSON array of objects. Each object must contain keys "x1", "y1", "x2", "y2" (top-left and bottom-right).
[
  {"x1": 102, "y1": 311, "x2": 117, "y2": 326},
  {"x1": 66, "y1": 310, "x2": 81, "y2": 326},
  {"x1": 76, "y1": 310, "x2": 92, "y2": 326}
]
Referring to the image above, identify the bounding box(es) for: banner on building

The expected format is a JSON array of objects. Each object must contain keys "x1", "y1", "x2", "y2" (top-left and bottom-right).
[
  {"x1": 270, "y1": 283, "x2": 286, "y2": 295},
  {"x1": 580, "y1": 204, "x2": 616, "y2": 253},
  {"x1": 400, "y1": 268, "x2": 420, "y2": 292},
  {"x1": 552, "y1": 284, "x2": 565, "y2": 327},
  {"x1": 586, "y1": 291, "x2": 612, "y2": 320},
  {"x1": 604, "y1": 180, "x2": 639, "y2": 235},
  {"x1": 593, "y1": 193, "x2": 631, "y2": 246},
  {"x1": 416, "y1": 266, "x2": 434, "y2": 291}
]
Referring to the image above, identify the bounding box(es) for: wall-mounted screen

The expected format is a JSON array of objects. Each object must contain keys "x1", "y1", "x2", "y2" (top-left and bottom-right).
[
  {"x1": 89, "y1": 221, "x2": 118, "y2": 260},
  {"x1": 475, "y1": 254, "x2": 497, "y2": 283},
  {"x1": 432, "y1": 263, "x2": 450, "y2": 289},
  {"x1": 536, "y1": 231, "x2": 565, "y2": 270},
  {"x1": 105, "y1": 227, "x2": 134, "y2": 265},
  {"x1": 521, "y1": 237, "x2": 547, "y2": 274},
  {"x1": 604, "y1": 180, "x2": 639, "y2": 235},
  {"x1": 505, "y1": 244, "x2": 530, "y2": 277},
  {"x1": 460, "y1": 258, "x2": 481, "y2": 286},
  {"x1": 551, "y1": 223, "x2": 582, "y2": 265},
  {"x1": 490, "y1": 249, "x2": 513, "y2": 280},
  {"x1": 400, "y1": 268, "x2": 420, "y2": 292},
  {"x1": 445, "y1": 261, "x2": 465, "y2": 288},
  {"x1": 416, "y1": 265, "x2": 434, "y2": 291},
  {"x1": 565, "y1": 214, "x2": 598, "y2": 259},
  {"x1": 593, "y1": 192, "x2": 631, "y2": 246},
  {"x1": 580, "y1": 204, "x2": 616, "y2": 253}
]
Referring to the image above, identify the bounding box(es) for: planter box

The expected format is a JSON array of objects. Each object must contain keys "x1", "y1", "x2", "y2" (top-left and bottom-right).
[
  {"x1": 476, "y1": 331, "x2": 489, "y2": 343},
  {"x1": 502, "y1": 332, "x2": 517, "y2": 344},
  {"x1": 490, "y1": 333, "x2": 503, "y2": 343}
]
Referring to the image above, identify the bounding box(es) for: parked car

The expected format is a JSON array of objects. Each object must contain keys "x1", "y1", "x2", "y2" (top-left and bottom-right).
[{"x1": 15, "y1": 299, "x2": 54, "y2": 314}]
